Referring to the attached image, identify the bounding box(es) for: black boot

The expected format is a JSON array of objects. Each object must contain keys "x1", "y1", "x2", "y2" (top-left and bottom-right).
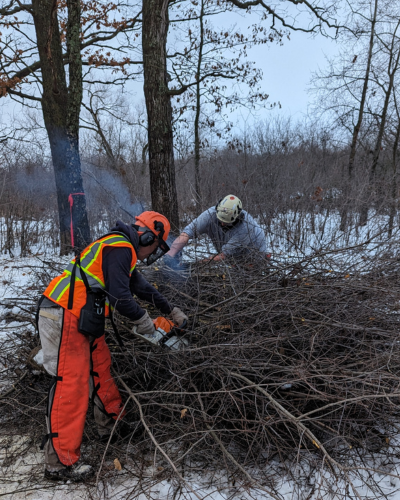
[{"x1": 44, "y1": 464, "x2": 93, "y2": 482}]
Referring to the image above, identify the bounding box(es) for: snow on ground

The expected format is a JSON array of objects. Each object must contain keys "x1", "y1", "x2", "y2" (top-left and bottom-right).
[
  {"x1": 0, "y1": 447, "x2": 276, "y2": 500},
  {"x1": 2, "y1": 440, "x2": 400, "y2": 500},
  {"x1": 181, "y1": 208, "x2": 400, "y2": 269},
  {"x1": 1, "y1": 211, "x2": 400, "y2": 499},
  {"x1": 0, "y1": 252, "x2": 69, "y2": 337}
]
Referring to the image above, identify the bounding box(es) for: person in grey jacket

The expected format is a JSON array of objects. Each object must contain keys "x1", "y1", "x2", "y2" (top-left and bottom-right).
[{"x1": 166, "y1": 195, "x2": 268, "y2": 263}]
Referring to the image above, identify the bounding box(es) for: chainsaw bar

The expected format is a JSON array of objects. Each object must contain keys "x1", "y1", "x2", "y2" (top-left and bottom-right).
[
  {"x1": 131, "y1": 320, "x2": 188, "y2": 349},
  {"x1": 130, "y1": 326, "x2": 162, "y2": 347}
]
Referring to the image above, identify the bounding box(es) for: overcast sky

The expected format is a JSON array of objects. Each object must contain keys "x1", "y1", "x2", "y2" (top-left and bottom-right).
[
  {"x1": 258, "y1": 33, "x2": 338, "y2": 116},
  {"x1": 0, "y1": 10, "x2": 340, "y2": 138},
  {"x1": 188, "y1": 4, "x2": 342, "y2": 128},
  {"x1": 225, "y1": 29, "x2": 339, "y2": 128}
]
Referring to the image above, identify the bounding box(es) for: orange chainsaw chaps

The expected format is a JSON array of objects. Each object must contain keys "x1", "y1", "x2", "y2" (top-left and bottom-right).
[
  {"x1": 50, "y1": 310, "x2": 91, "y2": 466},
  {"x1": 153, "y1": 316, "x2": 174, "y2": 333},
  {"x1": 91, "y1": 336, "x2": 125, "y2": 419}
]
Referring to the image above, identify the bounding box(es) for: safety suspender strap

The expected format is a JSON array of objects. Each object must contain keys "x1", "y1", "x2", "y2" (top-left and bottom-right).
[
  {"x1": 67, "y1": 259, "x2": 77, "y2": 310},
  {"x1": 110, "y1": 313, "x2": 125, "y2": 349},
  {"x1": 77, "y1": 256, "x2": 91, "y2": 292},
  {"x1": 67, "y1": 255, "x2": 93, "y2": 310}
]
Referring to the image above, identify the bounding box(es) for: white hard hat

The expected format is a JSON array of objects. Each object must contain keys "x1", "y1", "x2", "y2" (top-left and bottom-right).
[{"x1": 216, "y1": 195, "x2": 243, "y2": 224}]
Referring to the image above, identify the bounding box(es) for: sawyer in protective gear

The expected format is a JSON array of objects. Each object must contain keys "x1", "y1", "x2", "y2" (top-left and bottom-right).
[{"x1": 37, "y1": 211, "x2": 187, "y2": 480}]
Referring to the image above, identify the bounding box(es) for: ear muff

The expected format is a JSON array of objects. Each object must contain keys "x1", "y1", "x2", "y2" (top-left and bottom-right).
[
  {"x1": 132, "y1": 224, "x2": 156, "y2": 246},
  {"x1": 139, "y1": 231, "x2": 156, "y2": 247},
  {"x1": 133, "y1": 220, "x2": 165, "y2": 247}
]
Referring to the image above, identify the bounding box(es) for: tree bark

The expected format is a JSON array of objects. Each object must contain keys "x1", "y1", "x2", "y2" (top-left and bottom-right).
[
  {"x1": 142, "y1": 0, "x2": 179, "y2": 232},
  {"x1": 32, "y1": 0, "x2": 90, "y2": 254},
  {"x1": 388, "y1": 95, "x2": 400, "y2": 237},
  {"x1": 360, "y1": 18, "x2": 400, "y2": 226},
  {"x1": 340, "y1": 0, "x2": 378, "y2": 232},
  {"x1": 348, "y1": 0, "x2": 378, "y2": 181},
  {"x1": 370, "y1": 34, "x2": 400, "y2": 180},
  {"x1": 194, "y1": 0, "x2": 205, "y2": 213}
]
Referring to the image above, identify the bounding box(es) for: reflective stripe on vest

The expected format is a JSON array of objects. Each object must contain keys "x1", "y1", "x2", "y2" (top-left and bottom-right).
[{"x1": 46, "y1": 233, "x2": 136, "y2": 304}]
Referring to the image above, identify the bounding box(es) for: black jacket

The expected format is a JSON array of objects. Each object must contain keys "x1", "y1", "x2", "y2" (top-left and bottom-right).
[{"x1": 102, "y1": 220, "x2": 173, "y2": 321}]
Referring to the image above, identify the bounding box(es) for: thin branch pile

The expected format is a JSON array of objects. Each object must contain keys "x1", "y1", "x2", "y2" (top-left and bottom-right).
[{"x1": 2, "y1": 250, "x2": 400, "y2": 497}]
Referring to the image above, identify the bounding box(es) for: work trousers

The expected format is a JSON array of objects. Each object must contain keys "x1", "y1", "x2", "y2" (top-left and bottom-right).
[{"x1": 38, "y1": 305, "x2": 124, "y2": 470}]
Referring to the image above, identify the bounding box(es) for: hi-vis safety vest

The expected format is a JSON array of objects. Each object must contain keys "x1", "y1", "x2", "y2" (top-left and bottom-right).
[{"x1": 44, "y1": 232, "x2": 137, "y2": 318}]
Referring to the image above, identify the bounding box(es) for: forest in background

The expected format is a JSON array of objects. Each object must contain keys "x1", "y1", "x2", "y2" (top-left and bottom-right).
[{"x1": 0, "y1": 0, "x2": 400, "y2": 252}]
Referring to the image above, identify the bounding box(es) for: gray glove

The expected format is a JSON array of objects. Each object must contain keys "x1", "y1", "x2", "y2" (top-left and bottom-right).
[
  {"x1": 132, "y1": 311, "x2": 155, "y2": 336},
  {"x1": 169, "y1": 307, "x2": 188, "y2": 327}
]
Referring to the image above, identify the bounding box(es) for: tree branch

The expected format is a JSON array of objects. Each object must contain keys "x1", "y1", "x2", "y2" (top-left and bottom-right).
[
  {"x1": 80, "y1": 12, "x2": 142, "y2": 50},
  {"x1": 227, "y1": 0, "x2": 339, "y2": 33},
  {"x1": 0, "y1": 1, "x2": 32, "y2": 15},
  {"x1": 168, "y1": 72, "x2": 236, "y2": 96},
  {"x1": 7, "y1": 88, "x2": 41, "y2": 101},
  {"x1": 119, "y1": 377, "x2": 203, "y2": 500},
  {"x1": 227, "y1": 370, "x2": 363, "y2": 500}
]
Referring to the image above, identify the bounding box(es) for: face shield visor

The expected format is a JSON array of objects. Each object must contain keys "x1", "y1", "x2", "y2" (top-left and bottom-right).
[{"x1": 145, "y1": 238, "x2": 170, "y2": 266}]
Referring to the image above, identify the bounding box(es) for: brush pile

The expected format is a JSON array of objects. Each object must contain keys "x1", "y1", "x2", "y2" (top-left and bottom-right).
[{"x1": 2, "y1": 247, "x2": 400, "y2": 497}]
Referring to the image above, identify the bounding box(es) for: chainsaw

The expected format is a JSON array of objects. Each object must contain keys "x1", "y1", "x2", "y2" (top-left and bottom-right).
[{"x1": 131, "y1": 317, "x2": 189, "y2": 350}]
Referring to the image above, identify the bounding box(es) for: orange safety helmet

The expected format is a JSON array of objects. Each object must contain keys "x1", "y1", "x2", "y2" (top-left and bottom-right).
[
  {"x1": 135, "y1": 211, "x2": 171, "y2": 242},
  {"x1": 133, "y1": 211, "x2": 171, "y2": 265}
]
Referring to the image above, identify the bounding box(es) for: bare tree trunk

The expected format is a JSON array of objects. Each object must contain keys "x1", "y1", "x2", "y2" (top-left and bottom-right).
[
  {"x1": 360, "y1": 19, "x2": 400, "y2": 226},
  {"x1": 348, "y1": 0, "x2": 378, "y2": 180},
  {"x1": 341, "y1": 0, "x2": 378, "y2": 231},
  {"x1": 389, "y1": 94, "x2": 400, "y2": 237},
  {"x1": 32, "y1": 0, "x2": 90, "y2": 254},
  {"x1": 142, "y1": 0, "x2": 179, "y2": 231},
  {"x1": 370, "y1": 35, "x2": 400, "y2": 180},
  {"x1": 388, "y1": 155, "x2": 398, "y2": 239},
  {"x1": 194, "y1": 0, "x2": 205, "y2": 212},
  {"x1": 359, "y1": 21, "x2": 400, "y2": 225}
]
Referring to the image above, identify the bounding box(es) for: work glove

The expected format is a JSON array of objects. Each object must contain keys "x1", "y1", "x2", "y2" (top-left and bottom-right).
[
  {"x1": 169, "y1": 307, "x2": 188, "y2": 327},
  {"x1": 132, "y1": 311, "x2": 155, "y2": 336}
]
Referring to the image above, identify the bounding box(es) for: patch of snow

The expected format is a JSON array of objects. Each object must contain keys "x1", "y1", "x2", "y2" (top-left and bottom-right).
[{"x1": 33, "y1": 349, "x2": 44, "y2": 367}]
